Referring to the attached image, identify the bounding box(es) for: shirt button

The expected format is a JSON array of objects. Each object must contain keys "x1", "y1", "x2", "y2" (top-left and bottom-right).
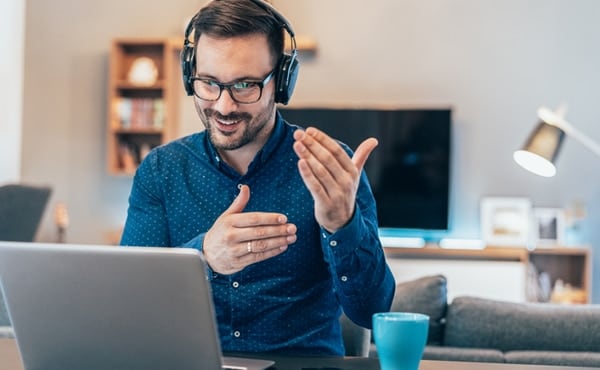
[
  {"x1": 232, "y1": 281, "x2": 239, "y2": 288},
  {"x1": 341, "y1": 275, "x2": 348, "y2": 282},
  {"x1": 233, "y1": 331, "x2": 241, "y2": 338},
  {"x1": 329, "y1": 240, "x2": 338, "y2": 247}
]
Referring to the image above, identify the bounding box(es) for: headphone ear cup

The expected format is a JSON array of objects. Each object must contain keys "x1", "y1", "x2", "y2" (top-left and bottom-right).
[
  {"x1": 180, "y1": 44, "x2": 196, "y2": 96},
  {"x1": 274, "y1": 52, "x2": 299, "y2": 105}
]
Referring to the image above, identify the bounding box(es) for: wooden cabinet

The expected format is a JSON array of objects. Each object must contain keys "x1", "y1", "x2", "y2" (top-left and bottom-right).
[
  {"x1": 106, "y1": 38, "x2": 180, "y2": 175},
  {"x1": 384, "y1": 245, "x2": 592, "y2": 304},
  {"x1": 526, "y1": 247, "x2": 591, "y2": 304}
]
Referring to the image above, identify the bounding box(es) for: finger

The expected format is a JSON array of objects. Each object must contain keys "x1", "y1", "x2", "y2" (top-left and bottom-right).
[
  {"x1": 352, "y1": 138, "x2": 378, "y2": 172},
  {"x1": 242, "y1": 244, "x2": 290, "y2": 266},
  {"x1": 297, "y1": 155, "x2": 333, "y2": 197},
  {"x1": 294, "y1": 130, "x2": 350, "y2": 196},
  {"x1": 238, "y1": 223, "x2": 297, "y2": 250},
  {"x1": 229, "y1": 212, "x2": 289, "y2": 228},
  {"x1": 293, "y1": 130, "x2": 341, "y2": 192},
  {"x1": 300, "y1": 127, "x2": 357, "y2": 175},
  {"x1": 222, "y1": 184, "x2": 250, "y2": 216},
  {"x1": 244, "y1": 232, "x2": 297, "y2": 254}
]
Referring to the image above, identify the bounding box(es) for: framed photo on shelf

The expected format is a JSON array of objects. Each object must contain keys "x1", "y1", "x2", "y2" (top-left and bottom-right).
[
  {"x1": 480, "y1": 197, "x2": 532, "y2": 247},
  {"x1": 533, "y1": 207, "x2": 565, "y2": 246}
]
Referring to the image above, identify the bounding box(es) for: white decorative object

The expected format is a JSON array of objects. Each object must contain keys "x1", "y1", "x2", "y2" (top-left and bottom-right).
[
  {"x1": 127, "y1": 57, "x2": 158, "y2": 86},
  {"x1": 480, "y1": 197, "x2": 532, "y2": 247}
]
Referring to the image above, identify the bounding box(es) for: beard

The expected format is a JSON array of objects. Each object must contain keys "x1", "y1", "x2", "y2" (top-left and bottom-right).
[{"x1": 195, "y1": 99, "x2": 276, "y2": 151}]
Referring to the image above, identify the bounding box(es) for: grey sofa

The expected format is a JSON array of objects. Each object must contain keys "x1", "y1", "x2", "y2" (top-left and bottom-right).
[{"x1": 367, "y1": 274, "x2": 600, "y2": 367}]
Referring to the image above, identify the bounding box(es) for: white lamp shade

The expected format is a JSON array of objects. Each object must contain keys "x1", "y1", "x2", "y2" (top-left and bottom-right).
[{"x1": 514, "y1": 121, "x2": 565, "y2": 177}]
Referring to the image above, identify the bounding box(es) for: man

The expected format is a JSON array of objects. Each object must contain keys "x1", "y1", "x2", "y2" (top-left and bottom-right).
[{"x1": 121, "y1": 0, "x2": 395, "y2": 355}]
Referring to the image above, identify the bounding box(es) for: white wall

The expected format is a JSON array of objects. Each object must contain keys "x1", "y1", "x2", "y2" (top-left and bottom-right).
[
  {"x1": 388, "y1": 259, "x2": 526, "y2": 303},
  {"x1": 19, "y1": 0, "x2": 600, "y2": 301},
  {"x1": 0, "y1": 0, "x2": 25, "y2": 184}
]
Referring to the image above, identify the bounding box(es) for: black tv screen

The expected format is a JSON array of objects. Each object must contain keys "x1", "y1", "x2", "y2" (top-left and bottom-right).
[{"x1": 279, "y1": 107, "x2": 452, "y2": 231}]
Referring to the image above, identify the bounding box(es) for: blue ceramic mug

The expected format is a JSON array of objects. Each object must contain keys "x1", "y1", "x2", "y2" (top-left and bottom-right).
[{"x1": 372, "y1": 312, "x2": 429, "y2": 370}]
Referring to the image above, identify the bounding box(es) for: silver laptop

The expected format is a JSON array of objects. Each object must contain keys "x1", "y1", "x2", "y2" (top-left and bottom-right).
[{"x1": 0, "y1": 241, "x2": 274, "y2": 370}]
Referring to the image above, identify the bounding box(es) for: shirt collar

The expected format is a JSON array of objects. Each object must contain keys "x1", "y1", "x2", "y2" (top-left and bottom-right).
[{"x1": 254, "y1": 110, "x2": 286, "y2": 166}]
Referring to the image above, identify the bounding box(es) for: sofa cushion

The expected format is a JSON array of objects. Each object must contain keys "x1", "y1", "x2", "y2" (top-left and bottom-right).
[
  {"x1": 423, "y1": 345, "x2": 504, "y2": 363},
  {"x1": 390, "y1": 275, "x2": 447, "y2": 345},
  {"x1": 505, "y1": 351, "x2": 600, "y2": 368},
  {"x1": 444, "y1": 296, "x2": 600, "y2": 352}
]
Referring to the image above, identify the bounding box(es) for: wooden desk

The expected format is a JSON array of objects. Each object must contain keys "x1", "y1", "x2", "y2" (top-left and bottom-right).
[
  {"x1": 0, "y1": 339, "x2": 23, "y2": 370},
  {"x1": 0, "y1": 339, "x2": 593, "y2": 370}
]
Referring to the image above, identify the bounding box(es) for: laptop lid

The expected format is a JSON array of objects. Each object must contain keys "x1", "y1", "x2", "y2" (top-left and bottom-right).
[{"x1": 0, "y1": 242, "x2": 273, "y2": 370}]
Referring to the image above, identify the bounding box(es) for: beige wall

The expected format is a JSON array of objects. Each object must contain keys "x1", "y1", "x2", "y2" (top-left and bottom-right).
[{"x1": 20, "y1": 0, "x2": 600, "y2": 301}]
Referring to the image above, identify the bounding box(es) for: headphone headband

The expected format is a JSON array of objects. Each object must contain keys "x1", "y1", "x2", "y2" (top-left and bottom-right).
[
  {"x1": 247, "y1": 0, "x2": 295, "y2": 39},
  {"x1": 181, "y1": 0, "x2": 299, "y2": 104}
]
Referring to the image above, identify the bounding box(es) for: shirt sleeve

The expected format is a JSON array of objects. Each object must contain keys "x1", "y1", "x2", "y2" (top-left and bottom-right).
[
  {"x1": 319, "y1": 171, "x2": 396, "y2": 329},
  {"x1": 120, "y1": 150, "x2": 218, "y2": 280},
  {"x1": 120, "y1": 151, "x2": 171, "y2": 247}
]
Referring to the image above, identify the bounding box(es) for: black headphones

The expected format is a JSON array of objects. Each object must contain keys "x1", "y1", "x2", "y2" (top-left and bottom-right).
[{"x1": 181, "y1": 0, "x2": 299, "y2": 105}]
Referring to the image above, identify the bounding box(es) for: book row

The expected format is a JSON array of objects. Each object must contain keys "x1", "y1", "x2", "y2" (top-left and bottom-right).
[{"x1": 113, "y1": 98, "x2": 165, "y2": 129}]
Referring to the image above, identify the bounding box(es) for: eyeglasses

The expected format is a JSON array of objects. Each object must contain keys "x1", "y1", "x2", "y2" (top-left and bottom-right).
[{"x1": 190, "y1": 69, "x2": 275, "y2": 104}]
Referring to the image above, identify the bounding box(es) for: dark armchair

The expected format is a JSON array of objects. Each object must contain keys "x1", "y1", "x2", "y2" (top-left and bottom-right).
[{"x1": 0, "y1": 183, "x2": 52, "y2": 242}]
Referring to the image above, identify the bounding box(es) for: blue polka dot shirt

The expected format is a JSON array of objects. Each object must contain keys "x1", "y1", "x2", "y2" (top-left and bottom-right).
[{"x1": 121, "y1": 112, "x2": 395, "y2": 355}]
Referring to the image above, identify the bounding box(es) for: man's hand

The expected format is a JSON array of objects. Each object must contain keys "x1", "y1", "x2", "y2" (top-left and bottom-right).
[
  {"x1": 203, "y1": 185, "x2": 297, "y2": 275},
  {"x1": 293, "y1": 127, "x2": 378, "y2": 233}
]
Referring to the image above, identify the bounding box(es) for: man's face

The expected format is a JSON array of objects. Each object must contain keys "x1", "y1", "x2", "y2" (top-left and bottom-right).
[{"x1": 193, "y1": 33, "x2": 277, "y2": 152}]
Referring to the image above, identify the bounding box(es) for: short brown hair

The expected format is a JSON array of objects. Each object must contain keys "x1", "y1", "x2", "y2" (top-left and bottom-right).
[{"x1": 191, "y1": 0, "x2": 285, "y2": 68}]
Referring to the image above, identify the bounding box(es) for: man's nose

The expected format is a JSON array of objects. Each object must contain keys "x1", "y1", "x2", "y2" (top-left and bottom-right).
[{"x1": 212, "y1": 88, "x2": 239, "y2": 116}]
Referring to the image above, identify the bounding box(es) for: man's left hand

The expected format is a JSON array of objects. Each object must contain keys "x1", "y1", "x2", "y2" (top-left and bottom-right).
[{"x1": 293, "y1": 127, "x2": 378, "y2": 233}]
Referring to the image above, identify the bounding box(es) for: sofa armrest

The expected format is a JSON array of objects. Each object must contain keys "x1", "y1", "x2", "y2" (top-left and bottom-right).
[{"x1": 390, "y1": 274, "x2": 447, "y2": 345}]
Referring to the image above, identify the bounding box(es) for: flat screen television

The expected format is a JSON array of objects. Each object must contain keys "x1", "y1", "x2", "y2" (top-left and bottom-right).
[{"x1": 279, "y1": 107, "x2": 452, "y2": 232}]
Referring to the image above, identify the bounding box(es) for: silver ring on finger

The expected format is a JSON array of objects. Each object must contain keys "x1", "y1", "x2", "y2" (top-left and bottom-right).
[{"x1": 247, "y1": 241, "x2": 253, "y2": 253}]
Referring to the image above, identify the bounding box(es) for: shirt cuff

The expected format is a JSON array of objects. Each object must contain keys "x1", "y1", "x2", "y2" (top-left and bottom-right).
[
  {"x1": 319, "y1": 208, "x2": 362, "y2": 255},
  {"x1": 181, "y1": 233, "x2": 218, "y2": 281}
]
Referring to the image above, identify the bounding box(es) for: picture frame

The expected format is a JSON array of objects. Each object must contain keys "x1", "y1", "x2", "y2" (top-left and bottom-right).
[
  {"x1": 533, "y1": 207, "x2": 565, "y2": 246},
  {"x1": 480, "y1": 197, "x2": 532, "y2": 247}
]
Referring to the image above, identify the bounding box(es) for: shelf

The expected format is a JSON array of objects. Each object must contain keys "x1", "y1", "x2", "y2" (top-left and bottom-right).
[
  {"x1": 285, "y1": 34, "x2": 317, "y2": 53},
  {"x1": 384, "y1": 245, "x2": 527, "y2": 262},
  {"x1": 115, "y1": 81, "x2": 165, "y2": 90}
]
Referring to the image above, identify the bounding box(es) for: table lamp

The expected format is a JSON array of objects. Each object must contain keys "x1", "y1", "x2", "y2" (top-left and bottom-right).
[{"x1": 513, "y1": 105, "x2": 600, "y2": 177}]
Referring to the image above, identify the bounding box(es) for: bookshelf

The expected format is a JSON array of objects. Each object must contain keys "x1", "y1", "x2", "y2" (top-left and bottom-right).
[{"x1": 106, "y1": 38, "x2": 180, "y2": 175}]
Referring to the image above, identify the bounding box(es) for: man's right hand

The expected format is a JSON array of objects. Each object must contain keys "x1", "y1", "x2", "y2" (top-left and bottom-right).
[{"x1": 202, "y1": 185, "x2": 297, "y2": 275}]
